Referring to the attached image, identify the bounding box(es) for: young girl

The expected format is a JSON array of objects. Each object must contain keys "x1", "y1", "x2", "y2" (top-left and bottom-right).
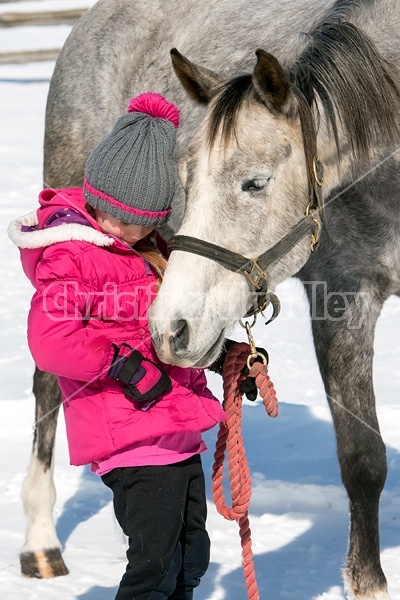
[{"x1": 9, "y1": 93, "x2": 228, "y2": 600}]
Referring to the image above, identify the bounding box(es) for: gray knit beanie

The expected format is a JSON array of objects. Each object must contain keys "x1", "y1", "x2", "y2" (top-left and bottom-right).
[{"x1": 84, "y1": 92, "x2": 180, "y2": 226}]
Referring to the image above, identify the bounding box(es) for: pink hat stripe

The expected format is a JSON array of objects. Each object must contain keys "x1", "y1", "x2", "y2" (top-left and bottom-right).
[{"x1": 84, "y1": 178, "x2": 171, "y2": 219}]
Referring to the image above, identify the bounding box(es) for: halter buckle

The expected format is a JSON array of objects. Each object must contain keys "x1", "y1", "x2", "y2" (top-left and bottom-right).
[
  {"x1": 310, "y1": 218, "x2": 321, "y2": 252},
  {"x1": 243, "y1": 260, "x2": 267, "y2": 291},
  {"x1": 312, "y1": 156, "x2": 324, "y2": 187},
  {"x1": 306, "y1": 202, "x2": 322, "y2": 252}
]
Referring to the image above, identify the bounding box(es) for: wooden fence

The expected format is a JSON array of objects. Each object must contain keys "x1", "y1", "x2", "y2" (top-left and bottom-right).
[
  {"x1": 0, "y1": 8, "x2": 87, "y2": 27},
  {"x1": 0, "y1": 3, "x2": 89, "y2": 64},
  {"x1": 0, "y1": 48, "x2": 60, "y2": 65}
]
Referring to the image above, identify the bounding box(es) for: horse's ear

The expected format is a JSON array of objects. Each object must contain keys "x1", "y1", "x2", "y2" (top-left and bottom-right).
[
  {"x1": 252, "y1": 49, "x2": 294, "y2": 115},
  {"x1": 170, "y1": 48, "x2": 222, "y2": 104}
]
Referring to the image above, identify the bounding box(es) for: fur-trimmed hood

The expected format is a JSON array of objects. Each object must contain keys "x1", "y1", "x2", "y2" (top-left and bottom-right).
[
  {"x1": 8, "y1": 187, "x2": 113, "y2": 249},
  {"x1": 8, "y1": 188, "x2": 116, "y2": 286}
]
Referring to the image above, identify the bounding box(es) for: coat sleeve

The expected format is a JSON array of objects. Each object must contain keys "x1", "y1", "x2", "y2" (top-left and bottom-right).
[
  {"x1": 189, "y1": 368, "x2": 220, "y2": 402},
  {"x1": 27, "y1": 245, "x2": 115, "y2": 382}
]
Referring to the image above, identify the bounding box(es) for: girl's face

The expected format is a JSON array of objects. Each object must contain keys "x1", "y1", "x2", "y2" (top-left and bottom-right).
[{"x1": 95, "y1": 209, "x2": 154, "y2": 245}]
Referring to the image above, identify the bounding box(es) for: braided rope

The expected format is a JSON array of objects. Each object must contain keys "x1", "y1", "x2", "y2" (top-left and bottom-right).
[{"x1": 212, "y1": 342, "x2": 278, "y2": 600}]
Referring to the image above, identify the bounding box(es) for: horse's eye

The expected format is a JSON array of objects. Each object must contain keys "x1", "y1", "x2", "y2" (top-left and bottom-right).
[{"x1": 241, "y1": 178, "x2": 270, "y2": 192}]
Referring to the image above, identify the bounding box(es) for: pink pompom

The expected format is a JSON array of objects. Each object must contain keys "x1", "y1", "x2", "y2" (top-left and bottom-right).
[{"x1": 127, "y1": 92, "x2": 180, "y2": 128}]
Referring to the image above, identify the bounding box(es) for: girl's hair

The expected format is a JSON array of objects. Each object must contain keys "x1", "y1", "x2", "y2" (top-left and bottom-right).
[
  {"x1": 85, "y1": 203, "x2": 167, "y2": 283},
  {"x1": 135, "y1": 232, "x2": 167, "y2": 283}
]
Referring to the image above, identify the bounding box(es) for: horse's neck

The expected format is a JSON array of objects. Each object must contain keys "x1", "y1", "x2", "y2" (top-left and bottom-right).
[
  {"x1": 315, "y1": 118, "x2": 353, "y2": 197},
  {"x1": 317, "y1": 0, "x2": 400, "y2": 60},
  {"x1": 317, "y1": 129, "x2": 399, "y2": 209}
]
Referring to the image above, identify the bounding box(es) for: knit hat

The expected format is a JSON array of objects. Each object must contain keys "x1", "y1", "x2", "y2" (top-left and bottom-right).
[{"x1": 83, "y1": 92, "x2": 180, "y2": 226}]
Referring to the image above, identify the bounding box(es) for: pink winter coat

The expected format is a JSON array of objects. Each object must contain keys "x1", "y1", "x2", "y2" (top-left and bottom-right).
[{"x1": 9, "y1": 188, "x2": 226, "y2": 466}]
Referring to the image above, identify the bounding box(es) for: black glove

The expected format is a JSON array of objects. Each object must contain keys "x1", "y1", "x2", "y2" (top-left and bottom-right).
[
  {"x1": 109, "y1": 343, "x2": 172, "y2": 403},
  {"x1": 208, "y1": 339, "x2": 237, "y2": 376},
  {"x1": 208, "y1": 339, "x2": 269, "y2": 401}
]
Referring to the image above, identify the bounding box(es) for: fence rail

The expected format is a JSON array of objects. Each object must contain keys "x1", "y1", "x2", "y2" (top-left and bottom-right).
[
  {"x1": 0, "y1": 8, "x2": 87, "y2": 27},
  {"x1": 0, "y1": 48, "x2": 60, "y2": 64},
  {"x1": 0, "y1": 5, "x2": 90, "y2": 64}
]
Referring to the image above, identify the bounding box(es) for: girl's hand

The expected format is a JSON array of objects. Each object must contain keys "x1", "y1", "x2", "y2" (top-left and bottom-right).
[
  {"x1": 109, "y1": 343, "x2": 172, "y2": 403},
  {"x1": 208, "y1": 339, "x2": 269, "y2": 401}
]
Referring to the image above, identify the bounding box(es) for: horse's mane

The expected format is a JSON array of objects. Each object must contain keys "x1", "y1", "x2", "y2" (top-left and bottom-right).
[{"x1": 208, "y1": 19, "x2": 400, "y2": 161}]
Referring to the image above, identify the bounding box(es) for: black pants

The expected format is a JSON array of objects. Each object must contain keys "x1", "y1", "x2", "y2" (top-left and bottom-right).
[{"x1": 102, "y1": 455, "x2": 210, "y2": 600}]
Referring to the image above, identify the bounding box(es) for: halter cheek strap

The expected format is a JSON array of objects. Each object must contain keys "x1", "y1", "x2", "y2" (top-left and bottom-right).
[
  {"x1": 169, "y1": 214, "x2": 311, "y2": 317},
  {"x1": 168, "y1": 158, "x2": 323, "y2": 318},
  {"x1": 169, "y1": 214, "x2": 313, "y2": 287}
]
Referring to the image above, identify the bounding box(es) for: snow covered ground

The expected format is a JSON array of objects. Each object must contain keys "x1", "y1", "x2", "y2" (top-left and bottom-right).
[{"x1": 0, "y1": 3, "x2": 399, "y2": 599}]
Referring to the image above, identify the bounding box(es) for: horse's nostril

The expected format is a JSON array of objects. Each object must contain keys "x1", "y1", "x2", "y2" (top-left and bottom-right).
[
  {"x1": 172, "y1": 318, "x2": 186, "y2": 335},
  {"x1": 169, "y1": 319, "x2": 189, "y2": 353}
]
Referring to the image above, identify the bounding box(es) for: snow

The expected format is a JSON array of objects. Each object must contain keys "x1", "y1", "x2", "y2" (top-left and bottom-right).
[{"x1": 0, "y1": 3, "x2": 399, "y2": 599}]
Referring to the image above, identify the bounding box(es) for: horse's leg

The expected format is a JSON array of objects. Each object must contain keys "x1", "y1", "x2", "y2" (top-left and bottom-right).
[
  {"x1": 300, "y1": 267, "x2": 390, "y2": 599},
  {"x1": 20, "y1": 367, "x2": 69, "y2": 578}
]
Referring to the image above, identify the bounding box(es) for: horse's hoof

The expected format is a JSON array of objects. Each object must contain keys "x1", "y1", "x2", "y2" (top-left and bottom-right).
[{"x1": 20, "y1": 548, "x2": 69, "y2": 578}]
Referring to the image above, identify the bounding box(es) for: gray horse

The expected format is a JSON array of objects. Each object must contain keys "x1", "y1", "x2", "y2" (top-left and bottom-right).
[{"x1": 21, "y1": 0, "x2": 400, "y2": 598}]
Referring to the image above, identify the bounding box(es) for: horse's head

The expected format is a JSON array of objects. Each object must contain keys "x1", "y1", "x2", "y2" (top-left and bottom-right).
[{"x1": 149, "y1": 49, "x2": 319, "y2": 367}]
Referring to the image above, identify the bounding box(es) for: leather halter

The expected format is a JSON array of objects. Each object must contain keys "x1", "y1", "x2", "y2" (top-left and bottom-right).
[{"x1": 168, "y1": 157, "x2": 324, "y2": 318}]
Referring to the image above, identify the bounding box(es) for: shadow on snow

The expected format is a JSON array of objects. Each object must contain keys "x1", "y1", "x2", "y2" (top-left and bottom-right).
[{"x1": 56, "y1": 401, "x2": 400, "y2": 599}]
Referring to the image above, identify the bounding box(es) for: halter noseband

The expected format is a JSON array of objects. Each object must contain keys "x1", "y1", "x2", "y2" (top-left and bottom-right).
[{"x1": 168, "y1": 157, "x2": 323, "y2": 318}]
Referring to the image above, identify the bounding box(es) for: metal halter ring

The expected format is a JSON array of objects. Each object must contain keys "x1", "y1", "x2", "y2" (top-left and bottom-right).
[
  {"x1": 246, "y1": 350, "x2": 268, "y2": 370},
  {"x1": 239, "y1": 315, "x2": 257, "y2": 330}
]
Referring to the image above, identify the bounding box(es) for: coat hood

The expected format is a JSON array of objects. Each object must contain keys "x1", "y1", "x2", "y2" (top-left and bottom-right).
[{"x1": 8, "y1": 188, "x2": 115, "y2": 286}]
